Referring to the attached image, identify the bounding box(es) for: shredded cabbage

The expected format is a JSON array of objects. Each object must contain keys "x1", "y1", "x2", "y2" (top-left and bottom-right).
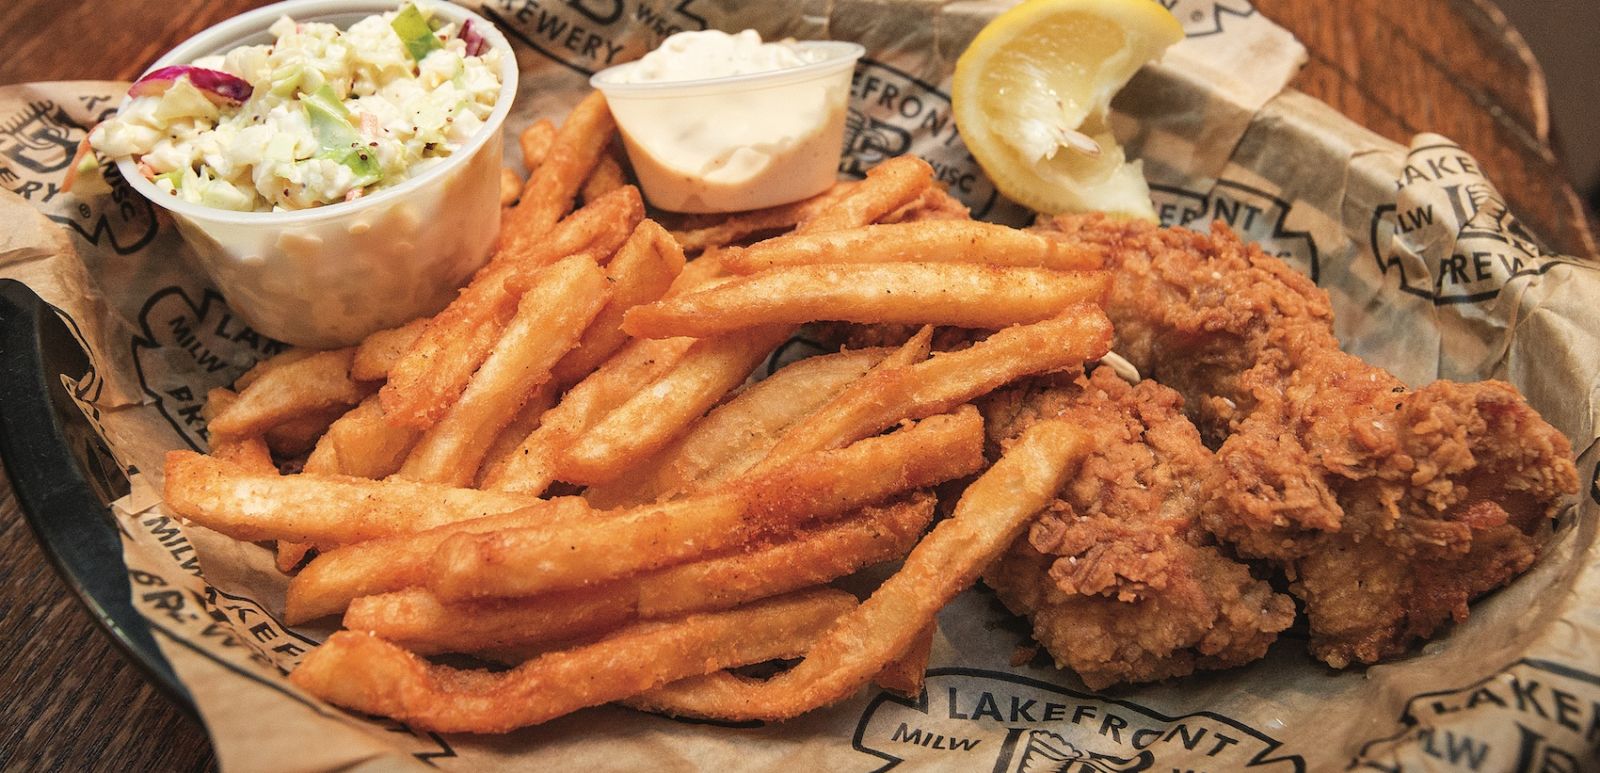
[{"x1": 89, "y1": 2, "x2": 501, "y2": 211}]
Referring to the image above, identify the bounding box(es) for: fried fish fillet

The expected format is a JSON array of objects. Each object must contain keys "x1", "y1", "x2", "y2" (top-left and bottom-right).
[
  {"x1": 982, "y1": 368, "x2": 1295, "y2": 688},
  {"x1": 1038, "y1": 214, "x2": 1578, "y2": 667}
]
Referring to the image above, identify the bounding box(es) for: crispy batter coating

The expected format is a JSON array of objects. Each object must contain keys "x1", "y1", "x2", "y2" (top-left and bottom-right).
[
  {"x1": 982, "y1": 369, "x2": 1295, "y2": 688},
  {"x1": 1039, "y1": 214, "x2": 1579, "y2": 668}
]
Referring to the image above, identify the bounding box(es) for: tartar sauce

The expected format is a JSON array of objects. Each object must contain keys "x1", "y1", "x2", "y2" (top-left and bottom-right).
[
  {"x1": 615, "y1": 29, "x2": 817, "y2": 83},
  {"x1": 593, "y1": 30, "x2": 860, "y2": 213}
]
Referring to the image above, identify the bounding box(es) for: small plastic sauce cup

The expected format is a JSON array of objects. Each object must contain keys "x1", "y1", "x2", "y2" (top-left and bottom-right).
[
  {"x1": 114, "y1": 0, "x2": 518, "y2": 348},
  {"x1": 591, "y1": 41, "x2": 864, "y2": 214}
]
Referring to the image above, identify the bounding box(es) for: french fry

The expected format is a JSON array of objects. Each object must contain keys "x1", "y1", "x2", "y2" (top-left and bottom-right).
[
  {"x1": 798, "y1": 155, "x2": 933, "y2": 234},
  {"x1": 284, "y1": 498, "x2": 593, "y2": 623},
  {"x1": 666, "y1": 248, "x2": 730, "y2": 294},
  {"x1": 548, "y1": 220, "x2": 685, "y2": 389},
  {"x1": 377, "y1": 265, "x2": 523, "y2": 428},
  {"x1": 286, "y1": 392, "x2": 426, "y2": 570},
  {"x1": 884, "y1": 184, "x2": 971, "y2": 223},
  {"x1": 396, "y1": 255, "x2": 610, "y2": 486},
  {"x1": 621, "y1": 264, "x2": 1111, "y2": 339},
  {"x1": 518, "y1": 118, "x2": 556, "y2": 172},
  {"x1": 587, "y1": 330, "x2": 931, "y2": 508},
  {"x1": 206, "y1": 389, "x2": 304, "y2": 569},
  {"x1": 630, "y1": 418, "x2": 1091, "y2": 722},
  {"x1": 530, "y1": 184, "x2": 644, "y2": 270},
  {"x1": 206, "y1": 384, "x2": 314, "y2": 572},
  {"x1": 874, "y1": 623, "x2": 935, "y2": 698},
  {"x1": 161, "y1": 451, "x2": 552, "y2": 546},
  {"x1": 521, "y1": 119, "x2": 560, "y2": 173},
  {"x1": 669, "y1": 182, "x2": 856, "y2": 255},
  {"x1": 432, "y1": 408, "x2": 984, "y2": 601},
  {"x1": 343, "y1": 494, "x2": 934, "y2": 653},
  {"x1": 208, "y1": 348, "x2": 365, "y2": 437},
  {"x1": 555, "y1": 325, "x2": 792, "y2": 485},
  {"x1": 475, "y1": 381, "x2": 558, "y2": 487},
  {"x1": 499, "y1": 167, "x2": 522, "y2": 208},
  {"x1": 566, "y1": 157, "x2": 936, "y2": 479},
  {"x1": 502, "y1": 92, "x2": 616, "y2": 257},
  {"x1": 580, "y1": 148, "x2": 626, "y2": 203},
  {"x1": 627, "y1": 493, "x2": 933, "y2": 618},
  {"x1": 720, "y1": 221, "x2": 1104, "y2": 274},
  {"x1": 868, "y1": 323, "x2": 935, "y2": 370},
  {"x1": 582, "y1": 346, "x2": 899, "y2": 508},
  {"x1": 579, "y1": 156, "x2": 934, "y2": 489},
  {"x1": 276, "y1": 543, "x2": 314, "y2": 574},
  {"x1": 480, "y1": 335, "x2": 694, "y2": 494},
  {"x1": 289, "y1": 589, "x2": 857, "y2": 733},
  {"x1": 572, "y1": 154, "x2": 934, "y2": 488},
  {"x1": 202, "y1": 389, "x2": 274, "y2": 472},
  {"x1": 233, "y1": 348, "x2": 318, "y2": 391},
  {"x1": 343, "y1": 586, "x2": 635, "y2": 656},
  {"x1": 750, "y1": 306, "x2": 1112, "y2": 474},
  {"x1": 380, "y1": 186, "x2": 643, "y2": 427},
  {"x1": 303, "y1": 395, "x2": 421, "y2": 479},
  {"x1": 351, "y1": 319, "x2": 429, "y2": 382}
]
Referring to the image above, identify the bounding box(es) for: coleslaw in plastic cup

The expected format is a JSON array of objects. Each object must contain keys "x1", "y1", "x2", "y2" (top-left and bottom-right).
[{"x1": 111, "y1": 0, "x2": 518, "y2": 348}]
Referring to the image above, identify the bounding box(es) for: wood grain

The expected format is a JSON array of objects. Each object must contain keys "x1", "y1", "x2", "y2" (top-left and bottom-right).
[
  {"x1": 0, "y1": 1, "x2": 266, "y2": 85},
  {"x1": 0, "y1": 459, "x2": 215, "y2": 771},
  {"x1": 1257, "y1": 0, "x2": 1599, "y2": 259},
  {"x1": 0, "y1": 0, "x2": 1593, "y2": 767}
]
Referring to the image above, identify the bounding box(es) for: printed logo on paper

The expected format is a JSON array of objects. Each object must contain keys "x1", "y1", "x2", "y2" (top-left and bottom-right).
[
  {"x1": 1157, "y1": 0, "x2": 1256, "y2": 37},
  {"x1": 480, "y1": 0, "x2": 707, "y2": 75},
  {"x1": 1353, "y1": 658, "x2": 1600, "y2": 772},
  {"x1": 0, "y1": 99, "x2": 78, "y2": 174},
  {"x1": 853, "y1": 669, "x2": 1304, "y2": 772},
  {"x1": 1151, "y1": 181, "x2": 1318, "y2": 282},
  {"x1": 1370, "y1": 141, "x2": 1578, "y2": 306},
  {"x1": 0, "y1": 96, "x2": 160, "y2": 254},
  {"x1": 129, "y1": 286, "x2": 288, "y2": 450},
  {"x1": 124, "y1": 558, "x2": 462, "y2": 763},
  {"x1": 845, "y1": 60, "x2": 1026, "y2": 224},
  {"x1": 131, "y1": 558, "x2": 317, "y2": 665}
]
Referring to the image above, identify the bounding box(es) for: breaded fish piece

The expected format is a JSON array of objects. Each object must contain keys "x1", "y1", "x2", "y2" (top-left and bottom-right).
[
  {"x1": 1037, "y1": 214, "x2": 1578, "y2": 667},
  {"x1": 982, "y1": 369, "x2": 1295, "y2": 688}
]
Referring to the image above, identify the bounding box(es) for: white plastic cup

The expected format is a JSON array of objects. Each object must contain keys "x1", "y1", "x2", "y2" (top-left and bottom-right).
[
  {"x1": 591, "y1": 41, "x2": 864, "y2": 214},
  {"x1": 114, "y1": 0, "x2": 518, "y2": 348}
]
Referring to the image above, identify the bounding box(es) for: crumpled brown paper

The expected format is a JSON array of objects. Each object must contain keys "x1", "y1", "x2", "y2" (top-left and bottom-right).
[{"x1": 1, "y1": 1, "x2": 1596, "y2": 770}]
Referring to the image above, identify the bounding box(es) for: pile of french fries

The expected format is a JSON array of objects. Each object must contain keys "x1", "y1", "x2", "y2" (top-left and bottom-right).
[{"x1": 163, "y1": 91, "x2": 1116, "y2": 733}]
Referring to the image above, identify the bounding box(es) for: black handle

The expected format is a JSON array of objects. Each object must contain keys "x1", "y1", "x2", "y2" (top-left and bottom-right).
[{"x1": 0, "y1": 278, "x2": 194, "y2": 714}]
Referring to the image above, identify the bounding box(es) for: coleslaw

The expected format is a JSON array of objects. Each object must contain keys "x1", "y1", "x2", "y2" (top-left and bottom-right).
[{"x1": 88, "y1": 2, "x2": 502, "y2": 212}]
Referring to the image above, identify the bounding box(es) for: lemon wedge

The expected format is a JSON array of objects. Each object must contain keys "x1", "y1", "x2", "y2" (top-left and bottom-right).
[{"x1": 952, "y1": 0, "x2": 1183, "y2": 220}]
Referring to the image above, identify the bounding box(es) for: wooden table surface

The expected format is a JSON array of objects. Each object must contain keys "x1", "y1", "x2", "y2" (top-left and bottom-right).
[{"x1": 0, "y1": 1, "x2": 1593, "y2": 770}]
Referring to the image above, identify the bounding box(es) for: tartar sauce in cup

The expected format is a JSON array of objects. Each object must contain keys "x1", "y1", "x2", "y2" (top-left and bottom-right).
[{"x1": 591, "y1": 30, "x2": 864, "y2": 213}]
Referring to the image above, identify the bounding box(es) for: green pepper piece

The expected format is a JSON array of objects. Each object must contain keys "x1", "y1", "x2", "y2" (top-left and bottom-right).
[
  {"x1": 392, "y1": 4, "x2": 443, "y2": 63},
  {"x1": 301, "y1": 85, "x2": 382, "y2": 186}
]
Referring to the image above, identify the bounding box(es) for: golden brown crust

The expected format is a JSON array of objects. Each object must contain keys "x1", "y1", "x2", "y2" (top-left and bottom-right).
[
  {"x1": 981, "y1": 369, "x2": 1295, "y2": 689},
  {"x1": 1036, "y1": 213, "x2": 1579, "y2": 668}
]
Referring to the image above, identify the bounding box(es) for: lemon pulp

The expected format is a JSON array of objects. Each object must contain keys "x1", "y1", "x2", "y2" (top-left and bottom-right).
[{"x1": 953, "y1": 0, "x2": 1183, "y2": 219}]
